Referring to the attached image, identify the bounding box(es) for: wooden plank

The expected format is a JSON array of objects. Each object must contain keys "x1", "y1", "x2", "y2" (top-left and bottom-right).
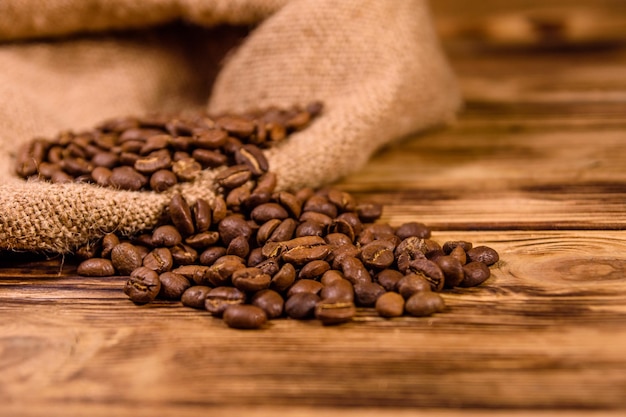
[{"x1": 1, "y1": 231, "x2": 626, "y2": 413}]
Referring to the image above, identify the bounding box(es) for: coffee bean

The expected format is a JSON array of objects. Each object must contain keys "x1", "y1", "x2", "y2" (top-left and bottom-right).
[
  {"x1": 435, "y1": 255, "x2": 465, "y2": 288},
  {"x1": 223, "y1": 304, "x2": 267, "y2": 329},
  {"x1": 298, "y1": 260, "x2": 330, "y2": 280},
  {"x1": 171, "y1": 244, "x2": 199, "y2": 265},
  {"x1": 405, "y1": 292, "x2": 446, "y2": 317},
  {"x1": 215, "y1": 165, "x2": 252, "y2": 189},
  {"x1": 234, "y1": 145, "x2": 268, "y2": 176},
  {"x1": 134, "y1": 149, "x2": 171, "y2": 174},
  {"x1": 460, "y1": 261, "x2": 491, "y2": 287},
  {"x1": 251, "y1": 289, "x2": 284, "y2": 319},
  {"x1": 232, "y1": 267, "x2": 271, "y2": 292},
  {"x1": 271, "y1": 263, "x2": 296, "y2": 292},
  {"x1": 251, "y1": 203, "x2": 289, "y2": 223},
  {"x1": 192, "y1": 198, "x2": 212, "y2": 232},
  {"x1": 77, "y1": 258, "x2": 115, "y2": 276},
  {"x1": 169, "y1": 194, "x2": 195, "y2": 236},
  {"x1": 354, "y1": 281, "x2": 386, "y2": 307},
  {"x1": 449, "y1": 245, "x2": 467, "y2": 265},
  {"x1": 91, "y1": 166, "x2": 112, "y2": 186},
  {"x1": 395, "y1": 222, "x2": 431, "y2": 240},
  {"x1": 406, "y1": 258, "x2": 445, "y2": 292},
  {"x1": 375, "y1": 292, "x2": 405, "y2": 318},
  {"x1": 184, "y1": 231, "x2": 220, "y2": 249},
  {"x1": 356, "y1": 203, "x2": 383, "y2": 223},
  {"x1": 205, "y1": 286, "x2": 246, "y2": 317},
  {"x1": 341, "y1": 257, "x2": 371, "y2": 285},
  {"x1": 159, "y1": 272, "x2": 191, "y2": 300},
  {"x1": 284, "y1": 293, "x2": 320, "y2": 319},
  {"x1": 375, "y1": 269, "x2": 404, "y2": 292},
  {"x1": 152, "y1": 225, "x2": 182, "y2": 247},
  {"x1": 467, "y1": 246, "x2": 500, "y2": 266},
  {"x1": 442, "y1": 241, "x2": 473, "y2": 254},
  {"x1": 219, "y1": 215, "x2": 253, "y2": 246},
  {"x1": 227, "y1": 235, "x2": 250, "y2": 258},
  {"x1": 396, "y1": 274, "x2": 431, "y2": 299},
  {"x1": 173, "y1": 264, "x2": 212, "y2": 286},
  {"x1": 287, "y1": 279, "x2": 324, "y2": 298},
  {"x1": 181, "y1": 285, "x2": 211, "y2": 309},
  {"x1": 192, "y1": 129, "x2": 228, "y2": 149},
  {"x1": 143, "y1": 247, "x2": 174, "y2": 273},
  {"x1": 150, "y1": 169, "x2": 178, "y2": 192},
  {"x1": 111, "y1": 242, "x2": 143, "y2": 275},
  {"x1": 124, "y1": 267, "x2": 161, "y2": 304},
  {"x1": 315, "y1": 300, "x2": 356, "y2": 325},
  {"x1": 216, "y1": 115, "x2": 255, "y2": 138},
  {"x1": 171, "y1": 158, "x2": 202, "y2": 181},
  {"x1": 199, "y1": 246, "x2": 226, "y2": 265},
  {"x1": 320, "y1": 278, "x2": 354, "y2": 302},
  {"x1": 108, "y1": 166, "x2": 147, "y2": 191},
  {"x1": 101, "y1": 233, "x2": 120, "y2": 258},
  {"x1": 360, "y1": 240, "x2": 395, "y2": 269}
]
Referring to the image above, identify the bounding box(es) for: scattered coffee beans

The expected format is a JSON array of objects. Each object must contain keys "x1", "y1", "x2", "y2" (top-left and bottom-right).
[{"x1": 19, "y1": 104, "x2": 500, "y2": 329}]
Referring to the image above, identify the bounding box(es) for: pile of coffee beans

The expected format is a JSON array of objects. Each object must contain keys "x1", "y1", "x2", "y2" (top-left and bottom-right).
[
  {"x1": 16, "y1": 103, "x2": 499, "y2": 329},
  {"x1": 14, "y1": 102, "x2": 322, "y2": 192},
  {"x1": 75, "y1": 180, "x2": 499, "y2": 329}
]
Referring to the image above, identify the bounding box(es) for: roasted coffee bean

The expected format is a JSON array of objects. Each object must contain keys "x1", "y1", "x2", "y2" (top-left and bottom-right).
[
  {"x1": 394, "y1": 237, "x2": 429, "y2": 263},
  {"x1": 467, "y1": 246, "x2": 499, "y2": 266},
  {"x1": 354, "y1": 281, "x2": 386, "y2": 307},
  {"x1": 375, "y1": 269, "x2": 404, "y2": 292},
  {"x1": 101, "y1": 233, "x2": 120, "y2": 258},
  {"x1": 395, "y1": 222, "x2": 431, "y2": 240},
  {"x1": 150, "y1": 169, "x2": 178, "y2": 192},
  {"x1": 181, "y1": 285, "x2": 211, "y2": 309},
  {"x1": 173, "y1": 264, "x2": 212, "y2": 286},
  {"x1": 223, "y1": 304, "x2": 267, "y2": 329},
  {"x1": 108, "y1": 166, "x2": 147, "y2": 191},
  {"x1": 396, "y1": 273, "x2": 432, "y2": 299},
  {"x1": 77, "y1": 258, "x2": 115, "y2": 276},
  {"x1": 267, "y1": 218, "x2": 297, "y2": 242},
  {"x1": 315, "y1": 300, "x2": 356, "y2": 325},
  {"x1": 199, "y1": 246, "x2": 226, "y2": 265},
  {"x1": 205, "y1": 286, "x2": 246, "y2": 317},
  {"x1": 219, "y1": 215, "x2": 253, "y2": 246},
  {"x1": 134, "y1": 149, "x2": 171, "y2": 174},
  {"x1": 51, "y1": 170, "x2": 73, "y2": 183},
  {"x1": 375, "y1": 292, "x2": 405, "y2": 318},
  {"x1": 251, "y1": 289, "x2": 284, "y2": 319},
  {"x1": 143, "y1": 247, "x2": 174, "y2": 273},
  {"x1": 124, "y1": 267, "x2": 161, "y2": 304},
  {"x1": 215, "y1": 165, "x2": 252, "y2": 189},
  {"x1": 327, "y1": 189, "x2": 356, "y2": 213},
  {"x1": 171, "y1": 244, "x2": 199, "y2": 265},
  {"x1": 234, "y1": 144, "x2": 269, "y2": 176},
  {"x1": 184, "y1": 231, "x2": 220, "y2": 248},
  {"x1": 460, "y1": 261, "x2": 491, "y2": 287},
  {"x1": 152, "y1": 225, "x2": 182, "y2": 247},
  {"x1": 192, "y1": 198, "x2": 212, "y2": 232},
  {"x1": 251, "y1": 203, "x2": 289, "y2": 223},
  {"x1": 320, "y1": 278, "x2": 354, "y2": 302},
  {"x1": 303, "y1": 195, "x2": 338, "y2": 218},
  {"x1": 320, "y1": 270, "x2": 345, "y2": 286},
  {"x1": 271, "y1": 263, "x2": 296, "y2": 292},
  {"x1": 435, "y1": 255, "x2": 465, "y2": 288},
  {"x1": 226, "y1": 184, "x2": 251, "y2": 212},
  {"x1": 406, "y1": 258, "x2": 445, "y2": 292},
  {"x1": 140, "y1": 134, "x2": 171, "y2": 154},
  {"x1": 449, "y1": 245, "x2": 467, "y2": 265},
  {"x1": 295, "y1": 220, "x2": 325, "y2": 238},
  {"x1": 171, "y1": 158, "x2": 202, "y2": 181},
  {"x1": 193, "y1": 129, "x2": 228, "y2": 149},
  {"x1": 299, "y1": 211, "x2": 333, "y2": 227},
  {"x1": 247, "y1": 247, "x2": 265, "y2": 267},
  {"x1": 299, "y1": 260, "x2": 330, "y2": 280},
  {"x1": 111, "y1": 242, "x2": 143, "y2": 275},
  {"x1": 341, "y1": 257, "x2": 371, "y2": 285},
  {"x1": 216, "y1": 115, "x2": 255, "y2": 137},
  {"x1": 169, "y1": 194, "x2": 195, "y2": 236},
  {"x1": 285, "y1": 293, "x2": 320, "y2": 319},
  {"x1": 360, "y1": 240, "x2": 395, "y2": 269},
  {"x1": 256, "y1": 219, "x2": 282, "y2": 245},
  {"x1": 159, "y1": 272, "x2": 191, "y2": 300},
  {"x1": 356, "y1": 203, "x2": 383, "y2": 223},
  {"x1": 227, "y1": 235, "x2": 250, "y2": 258},
  {"x1": 274, "y1": 191, "x2": 302, "y2": 218},
  {"x1": 442, "y1": 240, "x2": 473, "y2": 254},
  {"x1": 232, "y1": 267, "x2": 271, "y2": 292},
  {"x1": 405, "y1": 292, "x2": 446, "y2": 317},
  {"x1": 91, "y1": 166, "x2": 112, "y2": 186},
  {"x1": 254, "y1": 257, "x2": 281, "y2": 277},
  {"x1": 287, "y1": 279, "x2": 324, "y2": 298}
]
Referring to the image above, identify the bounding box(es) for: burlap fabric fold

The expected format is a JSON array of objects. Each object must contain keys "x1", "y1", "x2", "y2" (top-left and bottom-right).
[{"x1": 0, "y1": 0, "x2": 461, "y2": 253}]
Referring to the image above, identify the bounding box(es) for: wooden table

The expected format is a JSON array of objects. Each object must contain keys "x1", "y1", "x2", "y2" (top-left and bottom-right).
[{"x1": 2, "y1": 2, "x2": 626, "y2": 416}]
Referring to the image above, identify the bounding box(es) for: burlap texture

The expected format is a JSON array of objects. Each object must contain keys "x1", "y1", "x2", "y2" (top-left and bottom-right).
[{"x1": 0, "y1": 0, "x2": 461, "y2": 253}]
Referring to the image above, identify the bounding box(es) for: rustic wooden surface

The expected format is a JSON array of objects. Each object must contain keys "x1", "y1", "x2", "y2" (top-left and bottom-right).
[{"x1": 2, "y1": 2, "x2": 626, "y2": 416}]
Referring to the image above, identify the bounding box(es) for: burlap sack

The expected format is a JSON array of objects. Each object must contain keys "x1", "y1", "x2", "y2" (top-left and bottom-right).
[{"x1": 0, "y1": 0, "x2": 461, "y2": 253}]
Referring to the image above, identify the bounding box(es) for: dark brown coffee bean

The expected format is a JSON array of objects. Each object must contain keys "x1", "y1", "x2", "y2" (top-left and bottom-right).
[
  {"x1": 303, "y1": 195, "x2": 338, "y2": 218},
  {"x1": 327, "y1": 189, "x2": 356, "y2": 213},
  {"x1": 192, "y1": 148, "x2": 228, "y2": 168},
  {"x1": 173, "y1": 265, "x2": 212, "y2": 286},
  {"x1": 267, "y1": 218, "x2": 297, "y2": 242},
  {"x1": 193, "y1": 129, "x2": 228, "y2": 149},
  {"x1": 395, "y1": 222, "x2": 431, "y2": 240},
  {"x1": 124, "y1": 267, "x2": 161, "y2": 304},
  {"x1": 354, "y1": 281, "x2": 385, "y2": 307},
  {"x1": 181, "y1": 285, "x2": 211, "y2": 309},
  {"x1": 435, "y1": 255, "x2": 465, "y2": 288},
  {"x1": 449, "y1": 245, "x2": 467, "y2": 265},
  {"x1": 320, "y1": 270, "x2": 345, "y2": 286},
  {"x1": 218, "y1": 215, "x2": 253, "y2": 246},
  {"x1": 101, "y1": 233, "x2": 120, "y2": 258},
  {"x1": 265, "y1": 236, "x2": 330, "y2": 265},
  {"x1": 227, "y1": 235, "x2": 250, "y2": 258},
  {"x1": 91, "y1": 166, "x2": 112, "y2": 186},
  {"x1": 460, "y1": 261, "x2": 491, "y2": 287},
  {"x1": 287, "y1": 279, "x2": 324, "y2": 298},
  {"x1": 143, "y1": 247, "x2": 174, "y2": 273},
  {"x1": 356, "y1": 203, "x2": 383, "y2": 223},
  {"x1": 234, "y1": 144, "x2": 268, "y2": 176},
  {"x1": 216, "y1": 115, "x2": 255, "y2": 137},
  {"x1": 375, "y1": 269, "x2": 404, "y2": 292},
  {"x1": 171, "y1": 244, "x2": 199, "y2": 265},
  {"x1": 299, "y1": 211, "x2": 333, "y2": 227},
  {"x1": 253, "y1": 257, "x2": 280, "y2": 277},
  {"x1": 51, "y1": 170, "x2": 73, "y2": 183},
  {"x1": 285, "y1": 293, "x2": 320, "y2": 319},
  {"x1": 442, "y1": 240, "x2": 473, "y2": 254},
  {"x1": 60, "y1": 157, "x2": 93, "y2": 176},
  {"x1": 184, "y1": 231, "x2": 220, "y2": 248},
  {"x1": 247, "y1": 247, "x2": 265, "y2": 267},
  {"x1": 396, "y1": 273, "x2": 432, "y2": 299},
  {"x1": 251, "y1": 289, "x2": 284, "y2": 319},
  {"x1": 169, "y1": 194, "x2": 195, "y2": 236},
  {"x1": 394, "y1": 237, "x2": 429, "y2": 264},
  {"x1": 274, "y1": 191, "x2": 302, "y2": 218},
  {"x1": 108, "y1": 166, "x2": 147, "y2": 191},
  {"x1": 205, "y1": 286, "x2": 246, "y2": 317},
  {"x1": 405, "y1": 292, "x2": 446, "y2": 317},
  {"x1": 315, "y1": 300, "x2": 356, "y2": 325},
  {"x1": 295, "y1": 221, "x2": 325, "y2": 238},
  {"x1": 375, "y1": 292, "x2": 405, "y2": 318},
  {"x1": 271, "y1": 263, "x2": 296, "y2": 292},
  {"x1": 140, "y1": 134, "x2": 171, "y2": 154},
  {"x1": 199, "y1": 246, "x2": 226, "y2": 265},
  {"x1": 77, "y1": 258, "x2": 115, "y2": 276},
  {"x1": 118, "y1": 152, "x2": 140, "y2": 167},
  {"x1": 151, "y1": 225, "x2": 182, "y2": 247},
  {"x1": 171, "y1": 158, "x2": 202, "y2": 181},
  {"x1": 299, "y1": 260, "x2": 330, "y2": 280},
  {"x1": 256, "y1": 219, "x2": 282, "y2": 245},
  {"x1": 360, "y1": 240, "x2": 395, "y2": 269},
  {"x1": 223, "y1": 304, "x2": 267, "y2": 329},
  {"x1": 251, "y1": 203, "x2": 289, "y2": 223},
  {"x1": 325, "y1": 233, "x2": 353, "y2": 247},
  {"x1": 232, "y1": 267, "x2": 271, "y2": 292},
  {"x1": 149, "y1": 169, "x2": 178, "y2": 192},
  {"x1": 158, "y1": 272, "x2": 191, "y2": 300},
  {"x1": 215, "y1": 165, "x2": 252, "y2": 189},
  {"x1": 341, "y1": 257, "x2": 371, "y2": 285},
  {"x1": 320, "y1": 278, "x2": 354, "y2": 302},
  {"x1": 206, "y1": 255, "x2": 246, "y2": 286},
  {"x1": 111, "y1": 242, "x2": 143, "y2": 275},
  {"x1": 407, "y1": 259, "x2": 445, "y2": 292},
  {"x1": 467, "y1": 246, "x2": 499, "y2": 266},
  {"x1": 192, "y1": 198, "x2": 212, "y2": 232},
  {"x1": 134, "y1": 149, "x2": 171, "y2": 174}
]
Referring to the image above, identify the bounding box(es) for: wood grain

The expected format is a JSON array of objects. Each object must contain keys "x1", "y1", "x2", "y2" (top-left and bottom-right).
[{"x1": 3, "y1": 2, "x2": 626, "y2": 416}]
